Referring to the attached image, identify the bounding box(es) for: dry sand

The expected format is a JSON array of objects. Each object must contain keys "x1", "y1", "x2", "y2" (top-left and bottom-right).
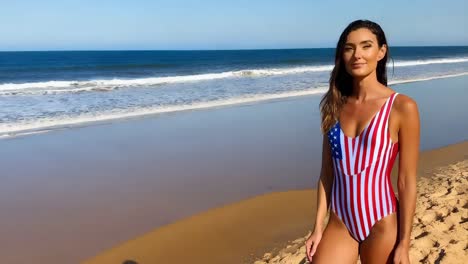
[{"x1": 255, "y1": 160, "x2": 468, "y2": 264}]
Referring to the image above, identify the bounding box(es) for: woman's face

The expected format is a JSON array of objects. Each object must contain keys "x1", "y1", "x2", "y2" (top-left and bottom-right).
[{"x1": 342, "y1": 28, "x2": 387, "y2": 78}]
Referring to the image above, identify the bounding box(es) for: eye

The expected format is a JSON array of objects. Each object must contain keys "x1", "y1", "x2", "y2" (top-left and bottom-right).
[
  {"x1": 344, "y1": 47, "x2": 353, "y2": 51},
  {"x1": 363, "y1": 45, "x2": 371, "y2": 48}
]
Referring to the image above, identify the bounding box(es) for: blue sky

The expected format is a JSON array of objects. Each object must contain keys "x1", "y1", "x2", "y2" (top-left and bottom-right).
[{"x1": 1, "y1": 0, "x2": 467, "y2": 51}]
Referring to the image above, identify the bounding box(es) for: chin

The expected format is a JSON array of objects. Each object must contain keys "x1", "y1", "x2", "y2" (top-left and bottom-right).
[{"x1": 348, "y1": 68, "x2": 372, "y2": 78}]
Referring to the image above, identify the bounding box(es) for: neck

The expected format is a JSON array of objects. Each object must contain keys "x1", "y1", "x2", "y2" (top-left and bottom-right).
[{"x1": 351, "y1": 71, "x2": 380, "y2": 102}]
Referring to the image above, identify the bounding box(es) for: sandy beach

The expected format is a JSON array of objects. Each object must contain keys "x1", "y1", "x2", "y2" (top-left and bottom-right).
[
  {"x1": 254, "y1": 159, "x2": 468, "y2": 264},
  {"x1": 1, "y1": 0, "x2": 468, "y2": 262},
  {"x1": 84, "y1": 141, "x2": 468, "y2": 264},
  {"x1": 0, "y1": 76, "x2": 466, "y2": 263}
]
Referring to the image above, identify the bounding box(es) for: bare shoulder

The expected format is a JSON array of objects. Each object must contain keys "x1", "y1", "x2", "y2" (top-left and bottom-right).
[
  {"x1": 393, "y1": 93, "x2": 420, "y2": 124},
  {"x1": 394, "y1": 93, "x2": 419, "y2": 113}
]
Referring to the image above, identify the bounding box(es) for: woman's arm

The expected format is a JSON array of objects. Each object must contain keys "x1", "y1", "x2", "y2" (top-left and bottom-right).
[
  {"x1": 306, "y1": 134, "x2": 335, "y2": 261},
  {"x1": 313, "y1": 134, "x2": 334, "y2": 233},
  {"x1": 396, "y1": 96, "x2": 420, "y2": 247}
]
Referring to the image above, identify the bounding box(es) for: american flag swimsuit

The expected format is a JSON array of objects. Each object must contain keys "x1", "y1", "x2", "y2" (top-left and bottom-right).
[{"x1": 327, "y1": 92, "x2": 399, "y2": 242}]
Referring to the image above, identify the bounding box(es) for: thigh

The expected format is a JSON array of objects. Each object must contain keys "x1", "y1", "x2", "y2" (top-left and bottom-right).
[
  {"x1": 359, "y1": 212, "x2": 398, "y2": 264},
  {"x1": 312, "y1": 212, "x2": 359, "y2": 264}
]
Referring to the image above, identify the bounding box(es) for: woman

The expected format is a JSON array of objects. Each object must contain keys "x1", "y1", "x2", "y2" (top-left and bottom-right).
[{"x1": 305, "y1": 20, "x2": 420, "y2": 264}]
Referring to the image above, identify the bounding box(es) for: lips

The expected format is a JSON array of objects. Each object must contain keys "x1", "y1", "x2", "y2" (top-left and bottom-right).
[{"x1": 352, "y1": 63, "x2": 366, "y2": 68}]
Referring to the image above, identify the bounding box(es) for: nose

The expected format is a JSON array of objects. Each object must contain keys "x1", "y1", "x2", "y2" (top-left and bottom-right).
[{"x1": 353, "y1": 48, "x2": 362, "y2": 60}]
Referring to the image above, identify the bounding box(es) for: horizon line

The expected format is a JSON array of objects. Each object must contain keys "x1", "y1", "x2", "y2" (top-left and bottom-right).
[{"x1": 1, "y1": 44, "x2": 468, "y2": 53}]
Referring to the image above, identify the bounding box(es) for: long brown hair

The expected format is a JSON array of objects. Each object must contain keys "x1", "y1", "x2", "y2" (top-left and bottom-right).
[{"x1": 319, "y1": 20, "x2": 390, "y2": 133}]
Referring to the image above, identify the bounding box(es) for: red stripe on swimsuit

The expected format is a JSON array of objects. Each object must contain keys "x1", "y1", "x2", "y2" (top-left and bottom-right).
[{"x1": 327, "y1": 92, "x2": 399, "y2": 242}]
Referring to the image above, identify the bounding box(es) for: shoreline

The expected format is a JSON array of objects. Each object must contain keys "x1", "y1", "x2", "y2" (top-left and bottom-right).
[
  {"x1": 3, "y1": 72, "x2": 468, "y2": 139},
  {"x1": 84, "y1": 141, "x2": 468, "y2": 264},
  {"x1": 0, "y1": 74, "x2": 466, "y2": 263}
]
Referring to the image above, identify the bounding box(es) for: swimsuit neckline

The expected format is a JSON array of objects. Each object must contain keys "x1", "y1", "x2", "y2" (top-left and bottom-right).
[{"x1": 336, "y1": 92, "x2": 396, "y2": 140}]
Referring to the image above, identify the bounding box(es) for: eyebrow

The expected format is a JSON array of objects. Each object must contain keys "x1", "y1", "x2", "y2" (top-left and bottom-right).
[{"x1": 345, "y1": 40, "x2": 374, "y2": 46}]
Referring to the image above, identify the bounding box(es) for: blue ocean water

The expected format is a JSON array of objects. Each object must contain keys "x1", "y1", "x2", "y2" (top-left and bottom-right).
[{"x1": 1, "y1": 47, "x2": 468, "y2": 137}]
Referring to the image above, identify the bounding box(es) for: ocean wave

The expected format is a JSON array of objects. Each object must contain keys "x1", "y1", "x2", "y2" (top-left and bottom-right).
[
  {"x1": 0, "y1": 66, "x2": 332, "y2": 94},
  {"x1": 2, "y1": 72, "x2": 468, "y2": 138},
  {"x1": 0, "y1": 88, "x2": 328, "y2": 137},
  {"x1": 388, "y1": 72, "x2": 468, "y2": 84},
  {"x1": 392, "y1": 57, "x2": 468, "y2": 67},
  {"x1": 1, "y1": 56, "x2": 467, "y2": 95}
]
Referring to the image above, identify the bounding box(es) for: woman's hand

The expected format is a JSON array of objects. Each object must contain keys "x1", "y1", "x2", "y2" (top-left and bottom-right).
[
  {"x1": 393, "y1": 242, "x2": 410, "y2": 264},
  {"x1": 305, "y1": 230, "x2": 322, "y2": 263}
]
